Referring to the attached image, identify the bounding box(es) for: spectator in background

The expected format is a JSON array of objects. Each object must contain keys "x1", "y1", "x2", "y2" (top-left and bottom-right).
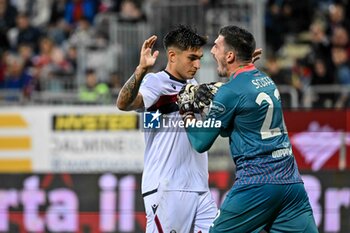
[
  {"x1": 280, "y1": 0, "x2": 313, "y2": 34},
  {"x1": 15, "y1": 0, "x2": 52, "y2": 28},
  {"x1": 305, "y1": 20, "x2": 333, "y2": 74},
  {"x1": 47, "y1": 47, "x2": 74, "y2": 77},
  {"x1": 265, "y1": 0, "x2": 312, "y2": 54},
  {"x1": 265, "y1": 56, "x2": 292, "y2": 86},
  {"x1": 310, "y1": 58, "x2": 335, "y2": 108},
  {"x1": 331, "y1": 25, "x2": 350, "y2": 58},
  {"x1": 0, "y1": 30, "x2": 9, "y2": 52},
  {"x1": 0, "y1": 55, "x2": 33, "y2": 99},
  {"x1": 79, "y1": 68, "x2": 110, "y2": 103},
  {"x1": 264, "y1": 56, "x2": 293, "y2": 107},
  {"x1": 68, "y1": 16, "x2": 107, "y2": 48},
  {"x1": 291, "y1": 58, "x2": 312, "y2": 106},
  {"x1": 41, "y1": 47, "x2": 74, "y2": 91},
  {"x1": 0, "y1": 0, "x2": 16, "y2": 51},
  {"x1": 326, "y1": 3, "x2": 350, "y2": 35},
  {"x1": 50, "y1": 0, "x2": 67, "y2": 24},
  {"x1": 7, "y1": 13, "x2": 41, "y2": 53},
  {"x1": 47, "y1": 0, "x2": 70, "y2": 45},
  {"x1": 98, "y1": 0, "x2": 122, "y2": 13},
  {"x1": 64, "y1": 0, "x2": 97, "y2": 26},
  {"x1": 66, "y1": 45, "x2": 77, "y2": 71},
  {"x1": 32, "y1": 38, "x2": 74, "y2": 92},
  {"x1": 265, "y1": 0, "x2": 286, "y2": 53},
  {"x1": 0, "y1": 0, "x2": 17, "y2": 32},
  {"x1": 311, "y1": 59, "x2": 333, "y2": 85},
  {"x1": 17, "y1": 43, "x2": 42, "y2": 92},
  {"x1": 332, "y1": 47, "x2": 350, "y2": 85},
  {"x1": 111, "y1": 0, "x2": 123, "y2": 13},
  {"x1": 108, "y1": 70, "x2": 122, "y2": 98},
  {"x1": 332, "y1": 46, "x2": 350, "y2": 108},
  {"x1": 17, "y1": 43, "x2": 34, "y2": 70},
  {"x1": 31, "y1": 37, "x2": 55, "y2": 90},
  {"x1": 118, "y1": 0, "x2": 146, "y2": 23},
  {"x1": 344, "y1": 0, "x2": 350, "y2": 21},
  {"x1": 33, "y1": 37, "x2": 55, "y2": 69},
  {"x1": 0, "y1": 51, "x2": 6, "y2": 84},
  {"x1": 47, "y1": 18, "x2": 69, "y2": 46}
]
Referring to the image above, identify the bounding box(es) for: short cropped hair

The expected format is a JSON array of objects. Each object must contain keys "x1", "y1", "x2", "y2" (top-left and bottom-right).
[
  {"x1": 219, "y1": 26, "x2": 256, "y2": 62},
  {"x1": 163, "y1": 25, "x2": 207, "y2": 51}
]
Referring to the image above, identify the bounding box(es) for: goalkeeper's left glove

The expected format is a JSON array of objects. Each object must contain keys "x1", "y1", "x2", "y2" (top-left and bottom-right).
[{"x1": 194, "y1": 82, "x2": 223, "y2": 110}]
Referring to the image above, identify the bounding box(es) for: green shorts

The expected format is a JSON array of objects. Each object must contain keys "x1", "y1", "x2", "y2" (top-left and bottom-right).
[{"x1": 209, "y1": 183, "x2": 318, "y2": 233}]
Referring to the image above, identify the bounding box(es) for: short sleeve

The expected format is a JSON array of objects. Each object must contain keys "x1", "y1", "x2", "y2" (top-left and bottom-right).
[{"x1": 139, "y1": 73, "x2": 161, "y2": 109}]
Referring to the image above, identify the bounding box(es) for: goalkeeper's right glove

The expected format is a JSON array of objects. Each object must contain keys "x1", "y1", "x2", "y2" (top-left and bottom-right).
[{"x1": 177, "y1": 84, "x2": 197, "y2": 115}]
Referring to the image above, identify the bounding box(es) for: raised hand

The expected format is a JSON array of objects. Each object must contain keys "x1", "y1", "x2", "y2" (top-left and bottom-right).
[
  {"x1": 139, "y1": 35, "x2": 160, "y2": 70},
  {"x1": 252, "y1": 48, "x2": 262, "y2": 63},
  {"x1": 117, "y1": 35, "x2": 160, "y2": 111}
]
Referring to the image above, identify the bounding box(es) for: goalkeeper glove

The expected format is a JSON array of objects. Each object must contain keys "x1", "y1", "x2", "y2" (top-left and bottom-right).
[
  {"x1": 177, "y1": 84, "x2": 197, "y2": 115},
  {"x1": 194, "y1": 82, "x2": 223, "y2": 110}
]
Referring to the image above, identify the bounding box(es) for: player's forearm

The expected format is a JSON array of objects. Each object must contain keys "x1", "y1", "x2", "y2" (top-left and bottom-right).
[
  {"x1": 186, "y1": 126, "x2": 215, "y2": 153},
  {"x1": 116, "y1": 65, "x2": 147, "y2": 110},
  {"x1": 183, "y1": 114, "x2": 219, "y2": 153}
]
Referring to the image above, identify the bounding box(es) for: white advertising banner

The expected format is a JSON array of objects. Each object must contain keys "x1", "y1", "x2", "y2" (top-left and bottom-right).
[{"x1": 0, "y1": 106, "x2": 144, "y2": 172}]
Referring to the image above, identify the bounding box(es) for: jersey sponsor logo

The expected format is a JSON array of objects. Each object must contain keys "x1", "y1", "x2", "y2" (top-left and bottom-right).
[
  {"x1": 208, "y1": 101, "x2": 226, "y2": 117},
  {"x1": 272, "y1": 147, "x2": 293, "y2": 158},
  {"x1": 143, "y1": 110, "x2": 162, "y2": 129},
  {"x1": 171, "y1": 83, "x2": 176, "y2": 90}
]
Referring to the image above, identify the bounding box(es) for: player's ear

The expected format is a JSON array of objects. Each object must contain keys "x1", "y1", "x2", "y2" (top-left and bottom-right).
[
  {"x1": 227, "y1": 51, "x2": 235, "y2": 64},
  {"x1": 168, "y1": 49, "x2": 176, "y2": 63}
]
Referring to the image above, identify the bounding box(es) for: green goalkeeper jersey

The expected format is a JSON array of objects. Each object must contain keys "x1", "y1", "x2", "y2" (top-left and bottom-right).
[{"x1": 186, "y1": 64, "x2": 303, "y2": 185}]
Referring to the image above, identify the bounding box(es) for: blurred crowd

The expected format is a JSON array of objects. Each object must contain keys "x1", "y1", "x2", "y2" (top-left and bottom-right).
[
  {"x1": 0, "y1": 0, "x2": 145, "y2": 104},
  {"x1": 0, "y1": 0, "x2": 349, "y2": 107},
  {"x1": 264, "y1": 0, "x2": 350, "y2": 108}
]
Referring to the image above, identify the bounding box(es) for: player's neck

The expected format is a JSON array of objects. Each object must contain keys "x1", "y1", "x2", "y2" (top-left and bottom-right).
[{"x1": 228, "y1": 62, "x2": 252, "y2": 77}]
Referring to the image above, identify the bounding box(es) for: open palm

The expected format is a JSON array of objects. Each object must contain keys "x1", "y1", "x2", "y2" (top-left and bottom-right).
[{"x1": 139, "y1": 35, "x2": 159, "y2": 69}]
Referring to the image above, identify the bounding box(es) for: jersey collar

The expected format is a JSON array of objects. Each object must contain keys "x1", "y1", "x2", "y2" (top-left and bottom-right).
[
  {"x1": 163, "y1": 70, "x2": 187, "y2": 84},
  {"x1": 231, "y1": 63, "x2": 256, "y2": 79}
]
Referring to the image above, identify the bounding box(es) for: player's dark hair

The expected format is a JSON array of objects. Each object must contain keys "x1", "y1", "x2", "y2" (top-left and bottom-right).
[
  {"x1": 163, "y1": 25, "x2": 207, "y2": 51},
  {"x1": 219, "y1": 25, "x2": 256, "y2": 62}
]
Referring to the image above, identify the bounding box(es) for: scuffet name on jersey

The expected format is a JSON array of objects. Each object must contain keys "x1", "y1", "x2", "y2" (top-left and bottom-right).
[{"x1": 251, "y1": 76, "x2": 274, "y2": 89}]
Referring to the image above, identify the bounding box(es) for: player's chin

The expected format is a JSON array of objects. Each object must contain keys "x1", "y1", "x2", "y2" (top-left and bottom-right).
[
  {"x1": 216, "y1": 67, "x2": 222, "y2": 74},
  {"x1": 186, "y1": 72, "x2": 197, "y2": 79},
  {"x1": 217, "y1": 68, "x2": 226, "y2": 77}
]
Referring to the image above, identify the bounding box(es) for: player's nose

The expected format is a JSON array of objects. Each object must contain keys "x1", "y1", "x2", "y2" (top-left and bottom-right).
[
  {"x1": 193, "y1": 60, "x2": 200, "y2": 69},
  {"x1": 210, "y1": 46, "x2": 215, "y2": 55}
]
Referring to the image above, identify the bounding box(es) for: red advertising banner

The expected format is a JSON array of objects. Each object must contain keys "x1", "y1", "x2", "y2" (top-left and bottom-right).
[
  {"x1": 0, "y1": 172, "x2": 348, "y2": 233},
  {"x1": 284, "y1": 109, "x2": 349, "y2": 170}
]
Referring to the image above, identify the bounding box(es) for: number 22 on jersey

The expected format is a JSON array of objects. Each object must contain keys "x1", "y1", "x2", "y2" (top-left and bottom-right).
[{"x1": 255, "y1": 88, "x2": 287, "y2": 140}]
